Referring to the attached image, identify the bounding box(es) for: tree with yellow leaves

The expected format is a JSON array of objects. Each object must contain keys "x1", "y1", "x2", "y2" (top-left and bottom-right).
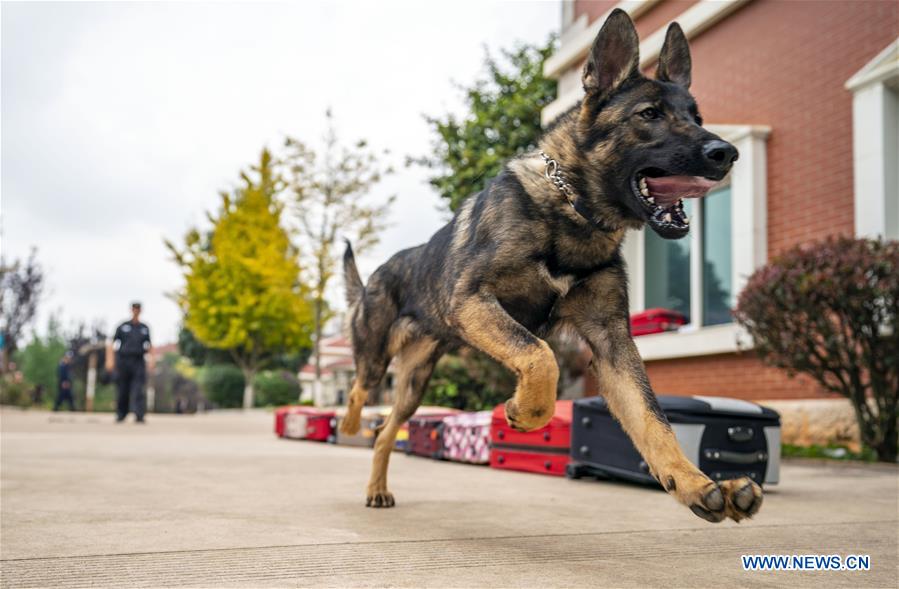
[{"x1": 167, "y1": 149, "x2": 313, "y2": 408}]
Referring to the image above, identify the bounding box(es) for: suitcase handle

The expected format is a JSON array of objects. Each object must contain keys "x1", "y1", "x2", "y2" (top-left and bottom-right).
[
  {"x1": 727, "y1": 426, "x2": 754, "y2": 443},
  {"x1": 704, "y1": 449, "x2": 767, "y2": 464}
]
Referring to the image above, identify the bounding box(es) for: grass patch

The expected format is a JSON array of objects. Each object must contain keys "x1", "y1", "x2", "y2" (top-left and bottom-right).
[{"x1": 782, "y1": 443, "x2": 877, "y2": 462}]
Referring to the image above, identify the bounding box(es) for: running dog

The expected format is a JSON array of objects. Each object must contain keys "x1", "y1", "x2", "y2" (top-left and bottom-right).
[{"x1": 341, "y1": 9, "x2": 760, "y2": 523}]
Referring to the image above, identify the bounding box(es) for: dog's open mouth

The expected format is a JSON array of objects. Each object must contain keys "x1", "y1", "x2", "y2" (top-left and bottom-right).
[{"x1": 631, "y1": 168, "x2": 720, "y2": 237}]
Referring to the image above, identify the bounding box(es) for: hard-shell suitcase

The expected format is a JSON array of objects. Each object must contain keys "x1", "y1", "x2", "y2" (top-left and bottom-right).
[
  {"x1": 283, "y1": 408, "x2": 336, "y2": 441},
  {"x1": 442, "y1": 411, "x2": 492, "y2": 464},
  {"x1": 393, "y1": 407, "x2": 458, "y2": 452},
  {"x1": 569, "y1": 395, "x2": 781, "y2": 486},
  {"x1": 274, "y1": 406, "x2": 292, "y2": 437},
  {"x1": 630, "y1": 308, "x2": 687, "y2": 336},
  {"x1": 489, "y1": 400, "x2": 572, "y2": 476},
  {"x1": 406, "y1": 415, "x2": 450, "y2": 459},
  {"x1": 332, "y1": 407, "x2": 385, "y2": 447}
]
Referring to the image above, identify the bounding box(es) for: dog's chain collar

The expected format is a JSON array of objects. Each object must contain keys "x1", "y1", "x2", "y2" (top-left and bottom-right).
[
  {"x1": 540, "y1": 151, "x2": 577, "y2": 209},
  {"x1": 540, "y1": 150, "x2": 617, "y2": 233}
]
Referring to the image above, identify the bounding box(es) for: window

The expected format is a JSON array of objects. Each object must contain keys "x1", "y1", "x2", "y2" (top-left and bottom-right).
[
  {"x1": 847, "y1": 40, "x2": 899, "y2": 240},
  {"x1": 622, "y1": 124, "x2": 769, "y2": 360},
  {"x1": 643, "y1": 188, "x2": 732, "y2": 327}
]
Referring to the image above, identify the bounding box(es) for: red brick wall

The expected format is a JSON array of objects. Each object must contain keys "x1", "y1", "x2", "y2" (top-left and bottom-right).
[
  {"x1": 643, "y1": 353, "x2": 832, "y2": 400},
  {"x1": 575, "y1": 0, "x2": 700, "y2": 38},
  {"x1": 570, "y1": 0, "x2": 898, "y2": 399},
  {"x1": 685, "y1": 0, "x2": 898, "y2": 256}
]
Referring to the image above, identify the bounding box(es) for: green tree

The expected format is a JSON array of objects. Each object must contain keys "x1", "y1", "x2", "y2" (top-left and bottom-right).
[
  {"x1": 167, "y1": 149, "x2": 314, "y2": 408},
  {"x1": 0, "y1": 249, "x2": 45, "y2": 370},
  {"x1": 282, "y1": 111, "x2": 394, "y2": 398},
  {"x1": 413, "y1": 39, "x2": 557, "y2": 212},
  {"x1": 15, "y1": 317, "x2": 68, "y2": 402}
]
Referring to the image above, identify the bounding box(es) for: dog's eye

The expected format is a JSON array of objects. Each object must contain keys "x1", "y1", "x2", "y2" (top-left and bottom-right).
[{"x1": 639, "y1": 107, "x2": 661, "y2": 120}]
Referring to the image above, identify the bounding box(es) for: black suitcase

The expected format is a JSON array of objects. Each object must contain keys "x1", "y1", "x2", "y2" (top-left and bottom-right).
[{"x1": 568, "y1": 395, "x2": 781, "y2": 487}]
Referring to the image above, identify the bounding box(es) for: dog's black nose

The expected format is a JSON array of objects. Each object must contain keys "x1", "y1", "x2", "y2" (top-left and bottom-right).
[{"x1": 703, "y1": 140, "x2": 738, "y2": 168}]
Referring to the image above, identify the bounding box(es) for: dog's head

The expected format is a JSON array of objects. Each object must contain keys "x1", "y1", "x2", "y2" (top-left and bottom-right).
[{"x1": 575, "y1": 9, "x2": 737, "y2": 239}]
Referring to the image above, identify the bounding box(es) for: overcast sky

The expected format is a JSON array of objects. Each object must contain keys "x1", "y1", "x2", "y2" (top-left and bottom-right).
[{"x1": 2, "y1": 0, "x2": 559, "y2": 343}]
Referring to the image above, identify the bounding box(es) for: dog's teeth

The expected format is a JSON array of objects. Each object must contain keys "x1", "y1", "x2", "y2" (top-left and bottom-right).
[
  {"x1": 639, "y1": 178, "x2": 647, "y2": 190},
  {"x1": 647, "y1": 196, "x2": 654, "y2": 204},
  {"x1": 663, "y1": 213, "x2": 672, "y2": 223},
  {"x1": 684, "y1": 216, "x2": 690, "y2": 225},
  {"x1": 640, "y1": 187, "x2": 650, "y2": 197}
]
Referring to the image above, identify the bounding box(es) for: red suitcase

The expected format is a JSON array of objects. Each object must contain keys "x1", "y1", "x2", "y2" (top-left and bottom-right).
[
  {"x1": 630, "y1": 308, "x2": 687, "y2": 336},
  {"x1": 489, "y1": 400, "x2": 572, "y2": 476},
  {"x1": 278, "y1": 407, "x2": 336, "y2": 442}
]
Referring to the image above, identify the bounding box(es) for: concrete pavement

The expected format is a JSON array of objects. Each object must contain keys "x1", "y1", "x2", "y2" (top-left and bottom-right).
[{"x1": 1, "y1": 407, "x2": 896, "y2": 588}]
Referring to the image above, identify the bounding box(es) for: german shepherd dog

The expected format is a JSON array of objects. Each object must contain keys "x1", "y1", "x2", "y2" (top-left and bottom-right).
[{"x1": 341, "y1": 9, "x2": 760, "y2": 523}]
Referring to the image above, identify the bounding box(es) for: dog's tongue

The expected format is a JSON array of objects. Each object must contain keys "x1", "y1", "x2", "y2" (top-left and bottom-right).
[{"x1": 645, "y1": 176, "x2": 719, "y2": 206}]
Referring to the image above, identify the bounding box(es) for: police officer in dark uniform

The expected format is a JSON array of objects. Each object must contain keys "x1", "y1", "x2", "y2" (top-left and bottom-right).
[
  {"x1": 53, "y1": 351, "x2": 76, "y2": 411},
  {"x1": 112, "y1": 302, "x2": 153, "y2": 423}
]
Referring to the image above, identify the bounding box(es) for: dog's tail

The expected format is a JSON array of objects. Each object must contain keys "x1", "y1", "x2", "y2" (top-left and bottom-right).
[{"x1": 343, "y1": 239, "x2": 364, "y2": 309}]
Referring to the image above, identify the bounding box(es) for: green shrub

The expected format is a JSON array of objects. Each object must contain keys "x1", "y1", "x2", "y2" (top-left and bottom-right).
[
  {"x1": 0, "y1": 376, "x2": 32, "y2": 407},
  {"x1": 200, "y1": 363, "x2": 245, "y2": 408},
  {"x1": 253, "y1": 370, "x2": 300, "y2": 407},
  {"x1": 423, "y1": 349, "x2": 514, "y2": 411},
  {"x1": 735, "y1": 236, "x2": 898, "y2": 462}
]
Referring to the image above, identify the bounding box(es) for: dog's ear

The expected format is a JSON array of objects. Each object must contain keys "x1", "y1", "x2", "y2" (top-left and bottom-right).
[
  {"x1": 582, "y1": 8, "x2": 640, "y2": 98},
  {"x1": 656, "y1": 23, "x2": 691, "y2": 88}
]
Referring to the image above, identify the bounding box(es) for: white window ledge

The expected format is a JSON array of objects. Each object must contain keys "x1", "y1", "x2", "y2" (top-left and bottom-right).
[{"x1": 635, "y1": 323, "x2": 752, "y2": 361}]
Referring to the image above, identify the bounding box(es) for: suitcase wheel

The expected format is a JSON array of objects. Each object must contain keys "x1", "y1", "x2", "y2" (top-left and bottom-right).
[{"x1": 566, "y1": 463, "x2": 585, "y2": 479}]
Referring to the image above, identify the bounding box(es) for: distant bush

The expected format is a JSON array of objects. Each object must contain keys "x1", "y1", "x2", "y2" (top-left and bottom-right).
[
  {"x1": 735, "y1": 236, "x2": 898, "y2": 462},
  {"x1": 253, "y1": 370, "x2": 300, "y2": 407},
  {"x1": 200, "y1": 364, "x2": 245, "y2": 408},
  {"x1": 0, "y1": 376, "x2": 31, "y2": 407},
  {"x1": 423, "y1": 349, "x2": 514, "y2": 411}
]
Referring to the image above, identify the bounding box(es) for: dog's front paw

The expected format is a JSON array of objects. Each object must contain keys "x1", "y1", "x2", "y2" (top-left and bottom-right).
[
  {"x1": 504, "y1": 399, "x2": 553, "y2": 432},
  {"x1": 365, "y1": 488, "x2": 395, "y2": 508},
  {"x1": 673, "y1": 472, "x2": 762, "y2": 523},
  {"x1": 717, "y1": 477, "x2": 763, "y2": 522}
]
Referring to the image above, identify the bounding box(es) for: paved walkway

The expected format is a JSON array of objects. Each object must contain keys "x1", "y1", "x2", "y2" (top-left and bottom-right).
[{"x1": 1, "y1": 408, "x2": 896, "y2": 588}]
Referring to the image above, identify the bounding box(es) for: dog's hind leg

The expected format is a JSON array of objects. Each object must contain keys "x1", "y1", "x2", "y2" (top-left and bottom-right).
[
  {"x1": 454, "y1": 293, "x2": 559, "y2": 432},
  {"x1": 365, "y1": 338, "x2": 440, "y2": 508}
]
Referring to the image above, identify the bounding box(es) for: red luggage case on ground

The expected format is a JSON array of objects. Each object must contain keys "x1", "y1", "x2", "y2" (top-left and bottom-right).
[
  {"x1": 275, "y1": 407, "x2": 336, "y2": 441},
  {"x1": 489, "y1": 400, "x2": 572, "y2": 476},
  {"x1": 630, "y1": 308, "x2": 687, "y2": 336}
]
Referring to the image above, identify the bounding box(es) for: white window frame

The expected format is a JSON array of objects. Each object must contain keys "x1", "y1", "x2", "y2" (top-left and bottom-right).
[
  {"x1": 621, "y1": 124, "x2": 770, "y2": 361},
  {"x1": 846, "y1": 39, "x2": 899, "y2": 241}
]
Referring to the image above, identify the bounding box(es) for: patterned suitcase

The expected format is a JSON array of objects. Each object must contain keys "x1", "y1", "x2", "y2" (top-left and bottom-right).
[
  {"x1": 442, "y1": 411, "x2": 492, "y2": 464},
  {"x1": 283, "y1": 408, "x2": 335, "y2": 441},
  {"x1": 489, "y1": 400, "x2": 572, "y2": 476},
  {"x1": 393, "y1": 407, "x2": 458, "y2": 452}
]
